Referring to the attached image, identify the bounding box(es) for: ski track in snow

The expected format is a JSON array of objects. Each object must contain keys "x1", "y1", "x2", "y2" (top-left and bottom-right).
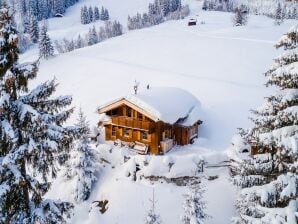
[{"x1": 177, "y1": 27, "x2": 276, "y2": 44}]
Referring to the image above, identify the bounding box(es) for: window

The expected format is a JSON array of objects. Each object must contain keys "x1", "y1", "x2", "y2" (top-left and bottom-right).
[
  {"x1": 127, "y1": 107, "x2": 132, "y2": 117},
  {"x1": 138, "y1": 112, "x2": 143, "y2": 120},
  {"x1": 124, "y1": 128, "x2": 130, "y2": 137},
  {"x1": 141, "y1": 131, "x2": 148, "y2": 140},
  {"x1": 112, "y1": 126, "x2": 116, "y2": 136}
]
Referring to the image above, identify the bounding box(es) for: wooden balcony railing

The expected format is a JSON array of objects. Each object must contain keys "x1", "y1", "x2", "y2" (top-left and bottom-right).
[{"x1": 111, "y1": 116, "x2": 155, "y2": 132}]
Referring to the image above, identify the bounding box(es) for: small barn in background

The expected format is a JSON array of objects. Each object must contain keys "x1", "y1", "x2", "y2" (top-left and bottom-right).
[{"x1": 97, "y1": 87, "x2": 203, "y2": 155}]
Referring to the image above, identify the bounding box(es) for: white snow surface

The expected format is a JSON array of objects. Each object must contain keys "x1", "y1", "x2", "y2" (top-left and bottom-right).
[{"x1": 18, "y1": 0, "x2": 297, "y2": 223}]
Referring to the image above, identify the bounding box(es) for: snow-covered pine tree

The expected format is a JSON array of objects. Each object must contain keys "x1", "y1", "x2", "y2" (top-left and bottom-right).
[
  {"x1": 160, "y1": 0, "x2": 170, "y2": 16},
  {"x1": 39, "y1": 22, "x2": 54, "y2": 59},
  {"x1": 202, "y1": 0, "x2": 209, "y2": 10},
  {"x1": 88, "y1": 6, "x2": 93, "y2": 22},
  {"x1": 232, "y1": 25, "x2": 298, "y2": 224},
  {"x1": 274, "y1": 2, "x2": 283, "y2": 25},
  {"x1": 145, "y1": 190, "x2": 162, "y2": 224},
  {"x1": 76, "y1": 34, "x2": 84, "y2": 49},
  {"x1": 112, "y1": 20, "x2": 123, "y2": 37},
  {"x1": 83, "y1": 5, "x2": 90, "y2": 24},
  {"x1": 181, "y1": 185, "x2": 208, "y2": 224},
  {"x1": 87, "y1": 25, "x2": 98, "y2": 46},
  {"x1": 0, "y1": 7, "x2": 78, "y2": 223},
  {"x1": 28, "y1": 13, "x2": 39, "y2": 43},
  {"x1": 53, "y1": 0, "x2": 65, "y2": 15},
  {"x1": 292, "y1": 7, "x2": 298, "y2": 19},
  {"x1": 100, "y1": 7, "x2": 109, "y2": 21},
  {"x1": 94, "y1": 6, "x2": 100, "y2": 21},
  {"x1": 104, "y1": 8, "x2": 110, "y2": 20},
  {"x1": 233, "y1": 5, "x2": 248, "y2": 26},
  {"x1": 65, "y1": 108, "x2": 99, "y2": 203},
  {"x1": 80, "y1": 6, "x2": 85, "y2": 24}
]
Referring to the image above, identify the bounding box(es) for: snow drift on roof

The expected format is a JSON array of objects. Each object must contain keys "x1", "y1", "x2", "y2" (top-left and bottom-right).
[{"x1": 99, "y1": 87, "x2": 202, "y2": 125}]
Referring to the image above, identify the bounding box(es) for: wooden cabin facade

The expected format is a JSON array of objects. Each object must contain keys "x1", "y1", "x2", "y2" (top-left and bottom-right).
[{"x1": 98, "y1": 87, "x2": 202, "y2": 154}]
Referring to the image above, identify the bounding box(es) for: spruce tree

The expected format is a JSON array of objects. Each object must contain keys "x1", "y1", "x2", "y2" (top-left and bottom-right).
[
  {"x1": 80, "y1": 7, "x2": 85, "y2": 24},
  {"x1": 104, "y1": 8, "x2": 110, "y2": 20},
  {"x1": 233, "y1": 5, "x2": 248, "y2": 26},
  {"x1": 76, "y1": 34, "x2": 84, "y2": 49},
  {"x1": 232, "y1": 25, "x2": 298, "y2": 224},
  {"x1": 0, "y1": 7, "x2": 77, "y2": 223},
  {"x1": 202, "y1": 0, "x2": 208, "y2": 10},
  {"x1": 28, "y1": 13, "x2": 39, "y2": 43},
  {"x1": 83, "y1": 5, "x2": 89, "y2": 24},
  {"x1": 39, "y1": 22, "x2": 54, "y2": 59},
  {"x1": 274, "y1": 3, "x2": 283, "y2": 25},
  {"x1": 94, "y1": 6, "x2": 100, "y2": 21},
  {"x1": 88, "y1": 6, "x2": 93, "y2": 22},
  {"x1": 181, "y1": 185, "x2": 208, "y2": 224},
  {"x1": 145, "y1": 190, "x2": 162, "y2": 224},
  {"x1": 65, "y1": 109, "x2": 99, "y2": 202},
  {"x1": 87, "y1": 26, "x2": 98, "y2": 46}
]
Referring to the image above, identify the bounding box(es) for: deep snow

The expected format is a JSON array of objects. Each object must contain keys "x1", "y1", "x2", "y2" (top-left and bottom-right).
[{"x1": 19, "y1": 0, "x2": 297, "y2": 223}]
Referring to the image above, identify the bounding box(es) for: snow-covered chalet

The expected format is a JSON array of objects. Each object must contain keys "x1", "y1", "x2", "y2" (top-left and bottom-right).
[{"x1": 97, "y1": 87, "x2": 203, "y2": 154}]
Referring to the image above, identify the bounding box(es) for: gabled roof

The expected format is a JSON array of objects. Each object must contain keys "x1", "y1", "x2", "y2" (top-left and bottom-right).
[{"x1": 97, "y1": 87, "x2": 202, "y2": 125}]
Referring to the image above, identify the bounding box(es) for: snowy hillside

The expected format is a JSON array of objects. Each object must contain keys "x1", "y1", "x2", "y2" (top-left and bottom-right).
[{"x1": 15, "y1": 0, "x2": 297, "y2": 223}]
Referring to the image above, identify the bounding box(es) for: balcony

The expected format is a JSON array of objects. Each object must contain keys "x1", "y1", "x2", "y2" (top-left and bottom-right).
[{"x1": 111, "y1": 116, "x2": 155, "y2": 132}]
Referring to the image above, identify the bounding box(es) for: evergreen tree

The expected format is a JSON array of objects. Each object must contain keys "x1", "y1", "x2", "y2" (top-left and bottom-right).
[
  {"x1": 202, "y1": 0, "x2": 209, "y2": 10},
  {"x1": 100, "y1": 7, "x2": 109, "y2": 21},
  {"x1": 274, "y1": 3, "x2": 283, "y2": 25},
  {"x1": 80, "y1": 7, "x2": 85, "y2": 24},
  {"x1": 104, "y1": 8, "x2": 109, "y2": 20},
  {"x1": 112, "y1": 20, "x2": 123, "y2": 36},
  {"x1": 88, "y1": 6, "x2": 93, "y2": 22},
  {"x1": 0, "y1": 7, "x2": 77, "y2": 223},
  {"x1": 39, "y1": 22, "x2": 54, "y2": 59},
  {"x1": 232, "y1": 25, "x2": 298, "y2": 224},
  {"x1": 28, "y1": 13, "x2": 39, "y2": 43},
  {"x1": 65, "y1": 109, "x2": 99, "y2": 202},
  {"x1": 293, "y1": 7, "x2": 298, "y2": 20},
  {"x1": 87, "y1": 26, "x2": 98, "y2": 46},
  {"x1": 233, "y1": 5, "x2": 248, "y2": 26},
  {"x1": 145, "y1": 190, "x2": 162, "y2": 224},
  {"x1": 83, "y1": 5, "x2": 89, "y2": 24},
  {"x1": 76, "y1": 34, "x2": 84, "y2": 49},
  {"x1": 53, "y1": 0, "x2": 65, "y2": 15},
  {"x1": 160, "y1": 0, "x2": 170, "y2": 16},
  {"x1": 94, "y1": 6, "x2": 100, "y2": 21},
  {"x1": 181, "y1": 185, "x2": 208, "y2": 224}
]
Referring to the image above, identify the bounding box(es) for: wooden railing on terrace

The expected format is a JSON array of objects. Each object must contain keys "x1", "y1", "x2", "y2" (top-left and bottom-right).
[{"x1": 111, "y1": 116, "x2": 155, "y2": 132}]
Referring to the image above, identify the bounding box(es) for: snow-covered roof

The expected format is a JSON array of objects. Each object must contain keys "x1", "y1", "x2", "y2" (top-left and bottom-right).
[{"x1": 98, "y1": 87, "x2": 202, "y2": 125}]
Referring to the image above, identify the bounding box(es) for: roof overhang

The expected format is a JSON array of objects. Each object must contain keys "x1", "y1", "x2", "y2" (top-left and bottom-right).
[{"x1": 97, "y1": 98, "x2": 160, "y2": 122}]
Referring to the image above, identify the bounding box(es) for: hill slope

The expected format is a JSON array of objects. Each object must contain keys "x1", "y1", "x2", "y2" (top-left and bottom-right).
[{"x1": 19, "y1": 0, "x2": 297, "y2": 223}]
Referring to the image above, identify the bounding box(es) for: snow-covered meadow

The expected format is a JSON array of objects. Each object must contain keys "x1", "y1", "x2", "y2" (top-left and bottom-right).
[{"x1": 18, "y1": 0, "x2": 297, "y2": 223}]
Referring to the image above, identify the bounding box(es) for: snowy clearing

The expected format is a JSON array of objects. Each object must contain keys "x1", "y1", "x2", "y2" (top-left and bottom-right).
[{"x1": 18, "y1": 0, "x2": 297, "y2": 223}]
